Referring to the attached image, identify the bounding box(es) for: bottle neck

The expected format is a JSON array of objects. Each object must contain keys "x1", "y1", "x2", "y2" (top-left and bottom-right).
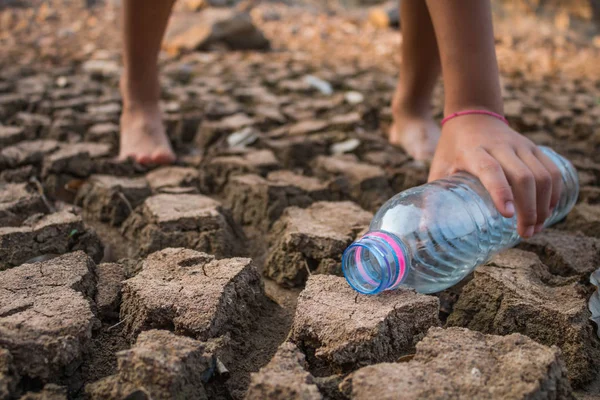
[{"x1": 342, "y1": 230, "x2": 408, "y2": 295}]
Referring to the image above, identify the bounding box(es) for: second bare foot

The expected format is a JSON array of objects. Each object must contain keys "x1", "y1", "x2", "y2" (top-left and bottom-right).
[
  {"x1": 389, "y1": 113, "x2": 441, "y2": 162},
  {"x1": 119, "y1": 104, "x2": 176, "y2": 165}
]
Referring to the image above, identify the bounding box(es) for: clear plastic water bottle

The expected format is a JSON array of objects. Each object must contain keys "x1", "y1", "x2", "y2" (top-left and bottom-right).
[{"x1": 342, "y1": 147, "x2": 579, "y2": 295}]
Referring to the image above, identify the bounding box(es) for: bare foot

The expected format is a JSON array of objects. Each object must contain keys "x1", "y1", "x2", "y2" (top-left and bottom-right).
[
  {"x1": 389, "y1": 113, "x2": 441, "y2": 161},
  {"x1": 119, "y1": 104, "x2": 176, "y2": 165}
]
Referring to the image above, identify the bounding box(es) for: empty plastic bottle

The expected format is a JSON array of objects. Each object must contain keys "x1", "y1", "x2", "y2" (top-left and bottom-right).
[{"x1": 342, "y1": 146, "x2": 579, "y2": 295}]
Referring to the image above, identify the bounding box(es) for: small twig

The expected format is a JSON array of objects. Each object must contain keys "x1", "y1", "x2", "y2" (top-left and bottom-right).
[
  {"x1": 29, "y1": 177, "x2": 55, "y2": 213},
  {"x1": 215, "y1": 357, "x2": 230, "y2": 379},
  {"x1": 117, "y1": 192, "x2": 134, "y2": 214},
  {"x1": 304, "y1": 260, "x2": 313, "y2": 277},
  {"x1": 107, "y1": 317, "x2": 128, "y2": 331}
]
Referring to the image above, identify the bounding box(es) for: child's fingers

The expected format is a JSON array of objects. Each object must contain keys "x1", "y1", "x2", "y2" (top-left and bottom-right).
[
  {"x1": 462, "y1": 148, "x2": 514, "y2": 218},
  {"x1": 518, "y1": 150, "x2": 552, "y2": 230},
  {"x1": 491, "y1": 148, "x2": 537, "y2": 238},
  {"x1": 534, "y1": 148, "x2": 562, "y2": 210}
]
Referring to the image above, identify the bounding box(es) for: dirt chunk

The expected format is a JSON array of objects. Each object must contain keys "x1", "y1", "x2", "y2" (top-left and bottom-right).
[
  {"x1": 447, "y1": 249, "x2": 600, "y2": 387},
  {"x1": 312, "y1": 155, "x2": 392, "y2": 211},
  {"x1": 0, "y1": 252, "x2": 97, "y2": 382},
  {"x1": 518, "y1": 228, "x2": 600, "y2": 277},
  {"x1": 0, "y1": 182, "x2": 47, "y2": 227},
  {"x1": 224, "y1": 171, "x2": 331, "y2": 230},
  {"x1": 41, "y1": 142, "x2": 112, "y2": 177},
  {"x1": 0, "y1": 209, "x2": 103, "y2": 270},
  {"x1": 563, "y1": 203, "x2": 600, "y2": 237},
  {"x1": 120, "y1": 194, "x2": 244, "y2": 258},
  {"x1": 13, "y1": 112, "x2": 51, "y2": 139},
  {"x1": 86, "y1": 330, "x2": 217, "y2": 400},
  {"x1": 96, "y1": 262, "x2": 125, "y2": 320},
  {"x1": 263, "y1": 135, "x2": 328, "y2": 169},
  {"x1": 120, "y1": 248, "x2": 263, "y2": 340},
  {"x1": 343, "y1": 327, "x2": 573, "y2": 400},
  {"x1": 200, "y1": 149, "x2": 280, "y2": 194},
  {"x1": 0, "y1": 126, "x2": 27, "y2": 147},
  {"x1": 289, "y1": 275, "x2": 440, "y2": 375},
  {"x1": 0, "y1": 140, "x2": 60, "y2": 170},
  {"x1": 76, "y1": 175, "x2": 152, "y2": 226},
  {"x1": 85, "y1": 122, "x2": 119, "y2": 146},
  {"x1": 265, "y1": 201, "x2": 372, "y2": 286},
  {"x1": 246, "y1": 342, "x2": 322, "y2": 400},
  {"x1": 20, "y1": 385, "x2": 67, "y2": 400},
  {"x1": 165, "y1": 9, "x2": 270, "y2": 55},
  {"x1": 145, "y1": 166, "x2": 200, "y2": 193},
  {"x1": 0, "y1": 349, "x2": 18, "y2": 400}
]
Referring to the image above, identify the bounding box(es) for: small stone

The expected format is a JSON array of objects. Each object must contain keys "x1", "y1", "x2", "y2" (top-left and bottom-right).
[
  {"x1": 518, "y1": 229, "x2": 600, "y2": 277},
  {"x1": 344, "y1": 91, "x2": 364, "y2": 105},
  {"x1": 344, "y1": 327, "x2": 572, "y2": 400},
  {"x1": 563, "y1": 203, "x2": 600, "y2": 238},
  {"x1": 246, "y1": 342, "x2": 322, "y2": 400},
  {"x1": 0, "y1": 210, "x2": 103, "y2": 270},
  {"x1": 195, "y1": 113, "x2": 255, "y2": 150},
  {"x1": 227, "y1": 126, "x2": 258, "y2": 149},
  {"x1": 0, "y1": 252, "x2": 97, "y2": 381},
  {"x1": 120, "y1": 248, "x2": 262, "y2": 340},
  {"x1": 164, "y1": 9, "x2": 270, "y2": 54},
  {"x1": 200, "y1": 149, "x2": 280, "y2": 194},
  {"x1": 121, "y1": 194, "x2": 243, "y2": 258},
  {"x1": 86, "y1": 330, "x2": 217, "y2": 400},
  {"x1": 303, "y1": 75, "x2": 333, "y2": 96},
  {"x1": 76, "y1": 175, "x2": 152, "y2": 226},
  {"x1": 0, "y1": 140, "x2": 60, "y2": 169},
  {"x1": 145, "y1": 166, "x2": 200, "y2": 193},
  {"x1": 96, "y1": 262, "x2": 125, "y2": 320},
  {"x1": 312, "y1": 155, "x2": 393, "y2": 211},
  {"x1": 290, "y1": 275, "x2": 440, "y2": 375},
  {"x1": 447, "y1": 249, "x2": 600, "y2": 386},
  {"x1": 0, "y1": 126, "x2": 27, "y2": 147},
  {"x1": 331, "y1": 138, "x2": 360, "y2": 155},
  {"x1": 20, "y1": 384, "x2": 67, "y2": 400},
  {"x1": 224, "y1": 171, "x2": 330, "y2": 230},
  {"x1": 0, "y1": 182, "x2": 47, "y2": 227}
]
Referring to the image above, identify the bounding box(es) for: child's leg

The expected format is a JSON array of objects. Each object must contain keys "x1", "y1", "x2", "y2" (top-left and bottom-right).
[
  {"x1": 389, "y1": 0, "x2": 441, "y2": 161},
  {"x1": 119, "y1": 0, "x2": 176, "y2": 164}
]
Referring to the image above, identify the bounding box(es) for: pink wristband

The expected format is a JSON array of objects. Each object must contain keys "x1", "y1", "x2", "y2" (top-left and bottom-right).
[{"x1": 441, "y1": 110, "x2": 509, "y2": 126}]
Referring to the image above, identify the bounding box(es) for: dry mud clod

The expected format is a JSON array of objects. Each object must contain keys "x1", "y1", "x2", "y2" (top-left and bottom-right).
[
  {"x1": 447, "y1": 249, "x2": 600, "y2": 387},
  {"x1": 265, "y1": 201, "x2": 372, "y2": 287},
  {"x1": 343, "y1": 327, "x2": 573, "y2": 400},
  {"x1": 289, "y1": 275, "x2": 440, "y2": 376},
  {"x1": 120, "y1": 248, "x2": 263, "y2": 341}
]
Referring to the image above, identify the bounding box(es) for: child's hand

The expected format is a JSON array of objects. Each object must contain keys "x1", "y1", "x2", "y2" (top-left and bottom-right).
[{"x1": 428, "y1": 114, "x2": 562, "y2": 238}]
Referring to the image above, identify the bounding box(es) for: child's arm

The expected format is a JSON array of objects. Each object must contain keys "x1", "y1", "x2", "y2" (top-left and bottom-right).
[{"x1": 425, "y1": 0, "x2": 562, "y2": 238}]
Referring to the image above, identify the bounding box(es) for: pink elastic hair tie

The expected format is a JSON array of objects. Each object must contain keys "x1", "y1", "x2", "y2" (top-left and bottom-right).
[{"x1": 441, "y1": 110, "x2": 509, "y2": 126}]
